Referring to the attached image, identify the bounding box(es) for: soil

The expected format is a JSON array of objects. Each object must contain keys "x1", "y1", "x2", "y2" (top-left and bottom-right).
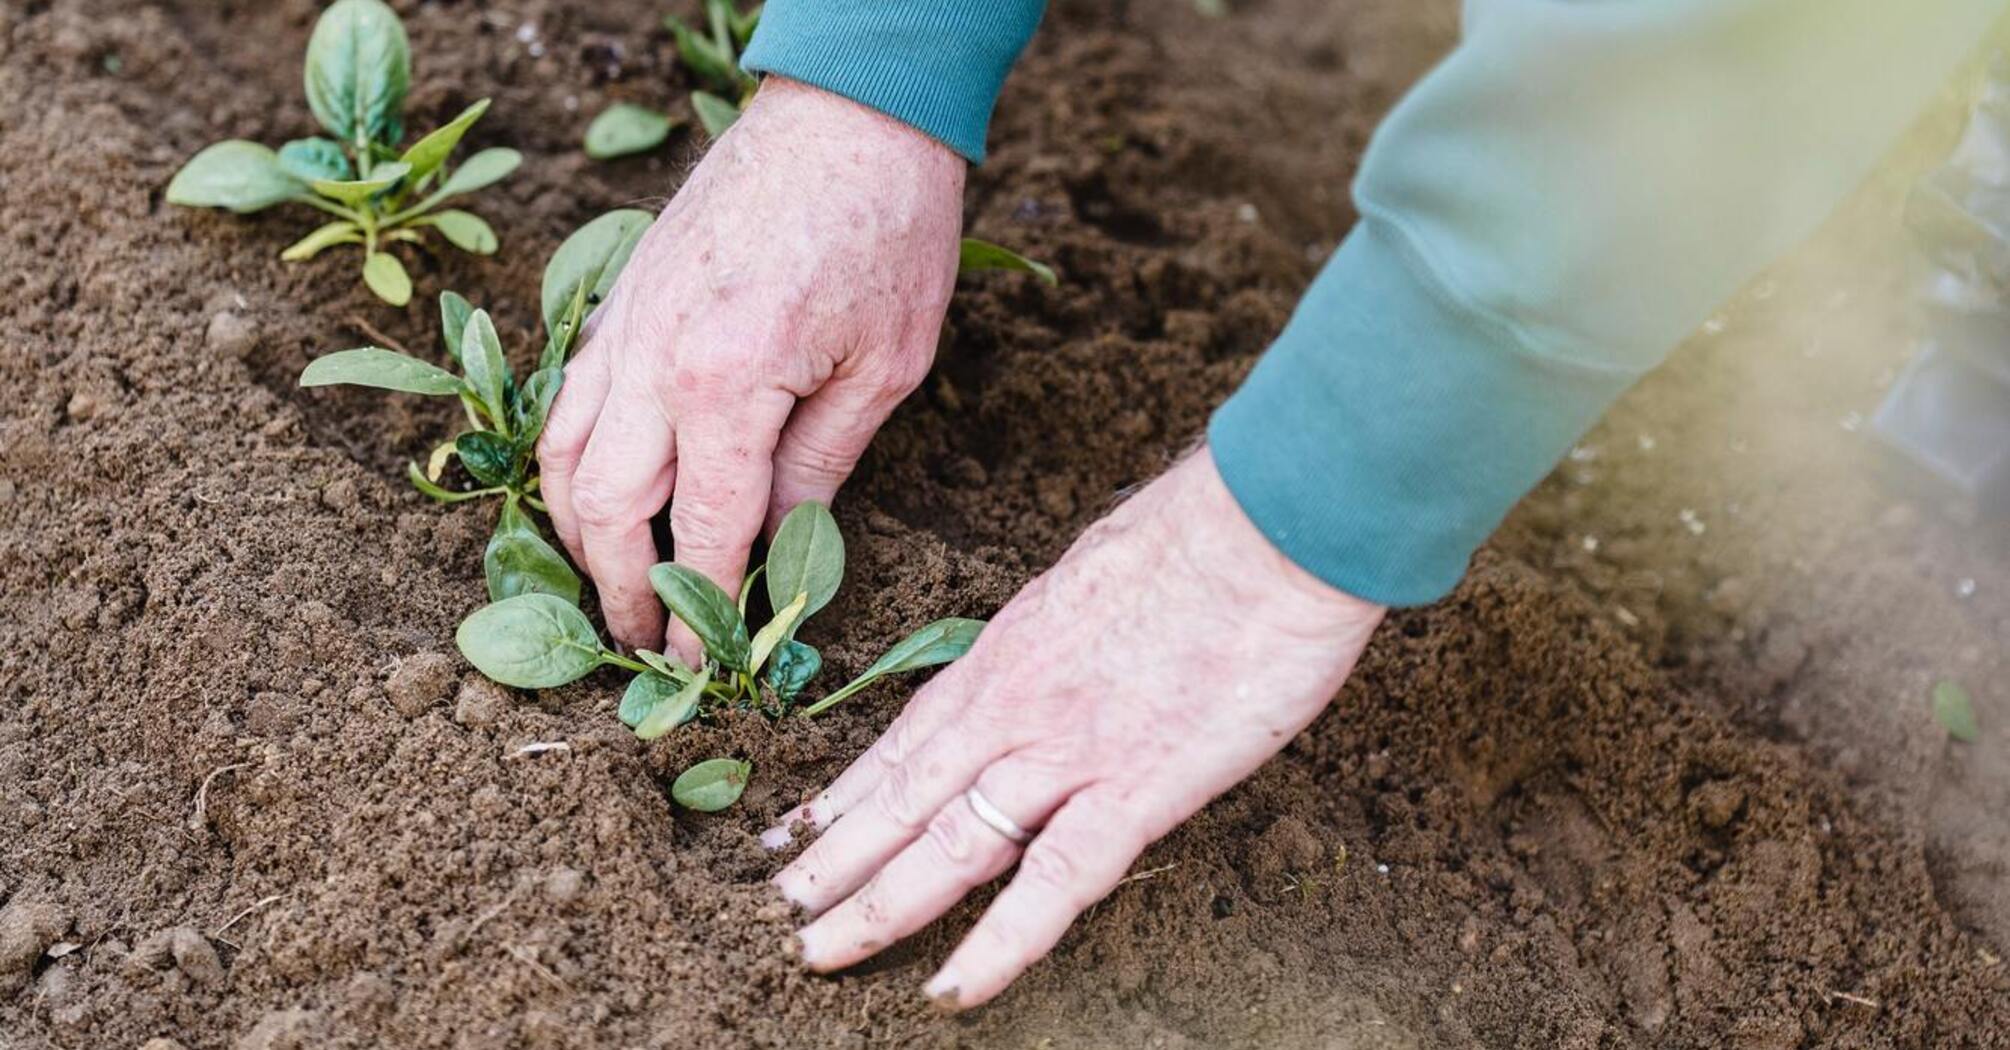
[{"x1": 1, "y1": 0, "x2": 2006, "y2": 1048}]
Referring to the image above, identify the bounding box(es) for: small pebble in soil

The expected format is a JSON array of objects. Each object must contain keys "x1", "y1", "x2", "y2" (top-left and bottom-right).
[
  {"x1": 321, "y1": 477, "x2": 360, "y2": 512},
  {"x1": 236, "y1": 1008, "x2": 320, "y2": 1050},
  {"x1": 543, "y1": 868, "x2": 586, "y2": 904},
  {"x1": 386, "y1": 652, "x2": 458, "y2": 718},
  {"x1": 205, "y1": 310, "x2": 258, "y2": 358},
  {"x1": 1955, "y1": 577, "x2": 1977, "y2": 598},
  {"x1": 453, "y1": 678, "x2": 509, "y2": 729},
  {"x1": 0, "y1": 899, "x2": 69, "y2": 991},
  {"x1": 65, "y1": 389, "x2": 111, "y2": 422}
]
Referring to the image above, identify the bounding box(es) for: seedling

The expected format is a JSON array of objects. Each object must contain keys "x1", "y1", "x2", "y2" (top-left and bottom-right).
[
  {"x1": 456, "y1": 500, "x2": 985, "y2": 745},
  {"x1": 960, "y1": 238, "x2": 1059, "y2": 286},
  {"x1": 299, "y1": 209, "x2": 653, "y2": 602},
  {"x1": 583, "y1": 0, "x2": 758, "y2": 158},
  {"x1": 1933, "y1": 679, "x2": 1980, "y2": 743},
  {"x1": 165, "y1": 0, "x2": 521, "y2": 305},
  {"x1": 672, "y1": 758, "x2": 753, "y2": 811}
]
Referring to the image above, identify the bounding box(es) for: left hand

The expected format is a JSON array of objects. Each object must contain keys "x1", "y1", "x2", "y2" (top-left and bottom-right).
[{"x1": 764, "y1": 449, "x2": 1387, "y2": 1008}]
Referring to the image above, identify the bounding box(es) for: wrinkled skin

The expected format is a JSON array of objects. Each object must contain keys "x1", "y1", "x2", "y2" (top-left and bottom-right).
[
  {"x1": 543, "y1": 77, "x2": 1388, "y2": 1008},
  {"x1": 767, "y1": 450, "x2": 1385, "y2": 1008},
  {"x1": 540, "y1": 76, "x2": 963, "y2": 657}
]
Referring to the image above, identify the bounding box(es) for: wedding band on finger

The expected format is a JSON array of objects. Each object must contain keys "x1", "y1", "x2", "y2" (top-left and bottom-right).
[{"x1": 964, "y1": 786, "x2": 1033, "y2": 845}]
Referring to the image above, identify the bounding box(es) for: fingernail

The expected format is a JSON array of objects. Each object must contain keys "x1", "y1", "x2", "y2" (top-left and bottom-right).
[
  {"x1": 760, "y1": 825, "x2": 794, "y2": 851},
  {"x1": 923, "y1": 971, "x2": 962, "y2": 1011}
]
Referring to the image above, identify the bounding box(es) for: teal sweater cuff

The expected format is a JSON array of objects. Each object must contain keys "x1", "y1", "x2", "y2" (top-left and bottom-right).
[
  {"x1": 1209, "y1": 220, "x2": 1638, "y2": 607},
  {"x1": 740, "y1": 0, "x2": 1045, "y2": 163}
]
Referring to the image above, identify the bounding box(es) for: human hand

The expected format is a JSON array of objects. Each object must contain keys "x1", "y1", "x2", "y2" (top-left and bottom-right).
[
  {"x1": 764, "y1": 449, "x2": 1388, "y2": 1008},
  {"x1": 539, "y1": 76, "x2": 965, "y2": 656}
]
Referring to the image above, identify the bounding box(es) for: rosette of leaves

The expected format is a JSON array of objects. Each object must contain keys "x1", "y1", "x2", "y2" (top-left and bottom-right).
[
  {"x1": 165, "y1": 0, "x2": 522, "y2": 305},
  {"x1": 298, "y1": 209, "x2": 653, "y2": 603},
  {"x1": 456, "y1": 500, "x2": 985, "y2": 745},
  {"x1": 582, "y1": 0, "x2": 760, "y2": 159}
]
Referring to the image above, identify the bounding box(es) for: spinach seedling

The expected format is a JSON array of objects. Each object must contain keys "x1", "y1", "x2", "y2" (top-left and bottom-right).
[
  {"x1": 960, "y1": 238, "x2": 1058, "y2": 286},
  {"x1": 165, "y1": 0, "x2": 521, "y2": 305},
  {"x1": 672, "y1": 758, "x2": 753, "y2": 812},
  {"x1": 583, "y1": 0, "x2": 759, "y2": 158},
  {"x1": 456, "y1": 500, "x2": 985, "y2": 744},
  {"x1": 299, "y1": 209, "x2": 652, "y2": 602}
]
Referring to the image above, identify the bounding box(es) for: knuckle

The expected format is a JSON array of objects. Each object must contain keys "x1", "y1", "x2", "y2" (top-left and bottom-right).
[
  {"x1": 921, "y1": 805, "x2": 984, "y2": 869},
  {"x1": 777, "y1": 426, "x2": 860, "y2": 483},
  {"x1": 873, "y1": 763, "x2": 931, "y2": 831},
  {"x1": 668, "y1": 496, "x2": 740, "y2": 556},
  {"x1": 570, "y1": 476, "x2": 642, "y2": 530},
  {"x1": 1018, "y1": 840, "x2": 1087, "y2": 905}
]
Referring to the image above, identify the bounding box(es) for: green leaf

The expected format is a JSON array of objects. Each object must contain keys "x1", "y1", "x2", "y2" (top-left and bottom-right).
[
  {"x1": 311, "y1": 161, "x2": 410, "y2": 205},
  {"x1": 513, "y1": 367, "x2": 563, "y2": 446},
  {"x1": 763, "y1": 638, "x2": 821, "y2": 702},
  {"x1": 438, "y1": 290, "x2": 474, "y2": 364},
  {"x1": 691, "y1": 91, "x2": 740, "y2": 138},
  {"x1": 666, "y1": 17, "x2": 742, "y2": 93},
  {"x1": 426, "y1": 209, "x2": 498, "y2": 254},
  {"x1": 541, "y1": 209, "x2": 653, "y2": 338},
  {"x1": 299, "y1": 346, "x2": 460, "y2": 394},
  {"x1": 280, "y1": 220, "x2": 363, "y2": 261},
  {"x1": 671, "y1": 757, "x2": 751, "y2": 812},
  {"x1": 801, "y1": 618, "x2": 985, "y2": 716},
  {"x1": 166, "y1": 141, "x2": 304, "y2": 213},
  {"x1": 766, "y1": 501, "x2": 844, "y2": 631},
  {"x1": 304, "y1": 0, "x2": 410, "y2": 145},
  {"x1": 485, "y1": 498, "x2": 581, "y2": 604},
  {"x1": 621, "y1": 670, "x2": 700, "y2": 732},
  {"x1": 584, "y1": 103, "x2": 678, "y2": 160},
  {"x1": 456, "y1": 430, "x2": 519, "y2": 488},
  {"x1": 649, "y1": 563, "x2": 751, "y2": 672},
  {"x1": 749, "y1": 591, "x2": 807, "y2": 677},
  {"x1": 460, "y1": 309, "x2": 511, "y2": 429},
  {"x1": 958, "y1": 237, "x2": 1058, "y2": 286},
  {"x1": 541, "y1": 280, "x2": 593, "y2": 371},
  {"x1": 436, "y1": 147, "x2": 521, "y2": 198},
  {"x1": 636, "y1": 649, "x2": 691, "y2": 679},
  {"x1": 1933, "y1": 680, "x2": 1980, "y2": 743},
  {"x1": 361, "y1": 250, "x2": 412, "y2": 306},
  {"x1": 729, "y1": 3, "x2": 761, "y2": 48},
  {"x1": 455, "y1": 593, "x2": 606, "y2": 689},
  {"x1": 399, "y1": 98, "x2": 491, "y2": 183},
  {"x1": 277, "y1": 137, "x2": 353, "y2": 182},
  {"x1": 636, "y1": 667, "x2": 711, "y2": 740}
]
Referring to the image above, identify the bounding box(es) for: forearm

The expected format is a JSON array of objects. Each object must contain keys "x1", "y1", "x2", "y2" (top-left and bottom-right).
[{"x1": 1213, "y1": 0, "x2": 2009, "y2": 604}]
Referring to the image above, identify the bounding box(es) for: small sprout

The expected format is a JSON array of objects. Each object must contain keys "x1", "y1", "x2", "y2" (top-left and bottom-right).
[
  {"x1": 672, "y1": 757, "x2": 753, "y2": 812},
  {"x1": 959, "y1": 237, "x2": 1058, "y2": 286},
  {"x1": 584, "y1": 103, "x2": 683, "y2": 159},
  {"x1": 583, "y1": 0, "x2": 757, "y2": 159},
  {"x1": 455, "y1": 501, "x2": 987, "y2": 779},
  {"x1": 1933, "y1": 679, "x2": 1980, "y2": 743},
  {"x1": 300, "y1": 209, "x2": 651, "y2": 605},
  {"x1": 166, "y1": 0, "x2": 520, "y2": 305}
]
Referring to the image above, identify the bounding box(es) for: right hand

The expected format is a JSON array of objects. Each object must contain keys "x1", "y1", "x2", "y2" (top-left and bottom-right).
[{"x1": 538, "y1": 76, "x2": 967, "y2": 656}]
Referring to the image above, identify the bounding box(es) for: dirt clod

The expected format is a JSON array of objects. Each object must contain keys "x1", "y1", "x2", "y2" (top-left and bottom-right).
[
  {"x1": 386, "y1": 652, "x2": 458, "y2": 718},
  {"x1": 0, "y1": 899, "x2": 68, "y2": 990}
]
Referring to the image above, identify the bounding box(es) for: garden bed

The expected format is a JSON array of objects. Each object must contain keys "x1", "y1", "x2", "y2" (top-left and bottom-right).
[{"x1": 1, "y1": 0, "x2": 2005, "y2": 1047}]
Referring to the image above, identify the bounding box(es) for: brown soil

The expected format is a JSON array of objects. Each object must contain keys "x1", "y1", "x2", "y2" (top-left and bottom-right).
[{"x1": 1, "y1": 1, "x2": 2005, "y2": 1048}]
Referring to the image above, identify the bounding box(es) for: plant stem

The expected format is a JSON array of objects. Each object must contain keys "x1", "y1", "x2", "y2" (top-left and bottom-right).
[
  {"x1": 299, "y1": 196, "x2": 363, "y2": 223},
  {"x1": 798, "y1": 676, "x2": 872, "y2": 718},
  {"x1": 599, "y1": 651, "x2": 652, "y2": 675}
]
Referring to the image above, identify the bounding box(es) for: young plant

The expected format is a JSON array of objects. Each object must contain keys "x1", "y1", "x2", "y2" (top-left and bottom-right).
[
  {"x1": 298, "y1": 209, "x2": 653, "y2": 602},
  {"x1": 456, "y1": 500, "x2": 985, "y2": 744},
  {"x1": 583, "y1": 0, "x2": 760, "y2": 158},
  {"x1": 165, "y1": 0, "x2": 522, "y2": 305},
  {"x1": 960, "y1": 238, "x2": 1059, "y2": 286}
]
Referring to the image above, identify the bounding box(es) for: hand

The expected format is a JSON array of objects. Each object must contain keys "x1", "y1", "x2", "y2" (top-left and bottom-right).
[
  {"x1": 764, "y1": 449, "x2": 1387, "y2": 1008},
  {"x1": 539, "y1": 77, "x2": 965, "y2": 655}
]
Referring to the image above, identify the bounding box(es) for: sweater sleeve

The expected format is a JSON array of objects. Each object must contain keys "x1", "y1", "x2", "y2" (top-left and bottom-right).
[
  {"x1": 740, "y1": 0, "x2": 1046, "y2": 163},
  {"x1": 1210, "y1": 0, "x2": 2007, "y2": 605}
]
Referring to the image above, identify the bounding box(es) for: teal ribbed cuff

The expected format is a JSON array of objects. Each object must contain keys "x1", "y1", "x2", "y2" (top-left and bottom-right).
[
  {"x1": 740, "y1": 0, "x2": 1045, "y2": 163},
  {"x1": 1209, "y1": 220, "x2": 1640, "y2": 607}
]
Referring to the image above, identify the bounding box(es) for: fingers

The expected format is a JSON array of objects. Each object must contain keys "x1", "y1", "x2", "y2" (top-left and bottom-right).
[
  {"x1": 537, "y1": 342, "x2": 613, "y2": 565},
  {"x1": 759, "y1": 658, "x2": 983, "y2": 850},
  {"x1": 796, "y1": 747, "x2": 1081, "y2": 973},
  {"x1": 924, "y1": 787, "x2": 1152, "y2": 1010},
  {"x1": 773, "y1": 710, "x2": 1008, "y2": 915},
  {"x1": 573, "y1": 386, "x2": 678, "y2": 649},
  {"x1": 663, "y1": 387, "x2": 793, "y2": 661},
  {"x1": 766, "y1": 361, "x2": 919, "y2": 533}
]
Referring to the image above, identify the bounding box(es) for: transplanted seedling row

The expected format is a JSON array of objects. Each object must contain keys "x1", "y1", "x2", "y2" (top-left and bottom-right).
[
  {"x1": 457, "y1": 501, "x2": 984, "y2": 808},
  {"x1": 167, "y1": 0, "x2": 520, "y2": 305}
]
